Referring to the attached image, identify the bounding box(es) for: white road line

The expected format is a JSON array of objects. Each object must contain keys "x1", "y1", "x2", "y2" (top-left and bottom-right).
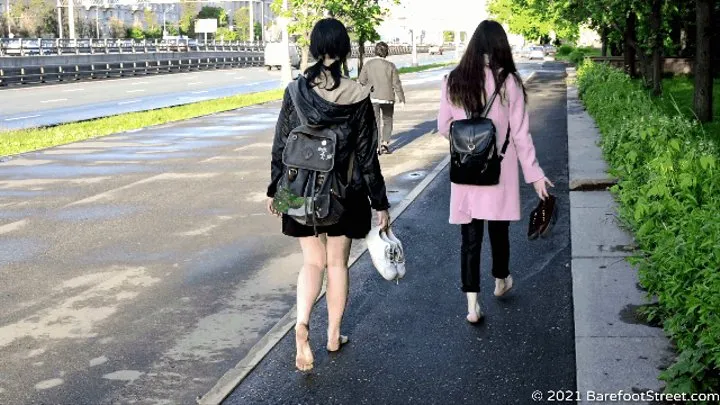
[
  {"x1": 4, "y1": 115, "x2": 41, "y2": 121},
  {"x1": 188, "y1": 82, "x2": 204, "y2": 86},
  {"x1": 126, "y1": 89, "x2": 145, "y2": 93},
  {"x1": 131, "y1": 81, "x2": 149, "y2": 86},
  {"x1": 62, "y1": 88, "x2": 85, "y2": 93},
  {"x1": 191, "y1": 90, "x2": 209, "y2": 94},
  {"x1": 40, "y1": 98, "x2": 68, "y2": 104},
  {"x1": 118, "y1": 99, "x2": 142, "y2": 105}
]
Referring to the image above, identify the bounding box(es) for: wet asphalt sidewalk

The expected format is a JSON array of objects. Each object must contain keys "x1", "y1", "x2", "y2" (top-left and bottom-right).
[{"x1": 223, "y1": 70, "x2": 573, "y2": 404}]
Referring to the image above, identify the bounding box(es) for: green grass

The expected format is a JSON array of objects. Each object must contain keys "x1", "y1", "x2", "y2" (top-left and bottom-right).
[
  {"x1": 657, "y1": 76, "x2": 720, "y2": 139},
  {"x1": 0, "y1": 89, "x2": 285, "y2": 157},
  {"x1": 397, "y1": 62, "x2": 453, "y2": 74},
  {"x1": 0, "y1": 61, "x2": 457, "y2": 158}
]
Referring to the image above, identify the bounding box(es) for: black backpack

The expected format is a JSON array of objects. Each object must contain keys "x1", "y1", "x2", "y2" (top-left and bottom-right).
[
  {"x1": 273, "y1": 80, "x2": 352, "y2": 234},
  {"x1": 449, "y1": 80, "x2": 510, "y2": 186}
]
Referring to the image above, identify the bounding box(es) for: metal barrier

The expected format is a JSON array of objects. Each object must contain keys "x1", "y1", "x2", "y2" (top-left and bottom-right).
[
  {"x1": 0, "y1": 41, "x2": 437, "y2": 86},
  {"x1": 0, "y1": 54, "x2": 264, "y2": 86},
  {"x1": 0, "y1": 38, "x2": 264, "y2": 57}
]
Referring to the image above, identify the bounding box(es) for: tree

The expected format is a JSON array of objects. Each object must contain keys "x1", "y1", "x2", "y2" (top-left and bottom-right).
[
  {"x1": 144, "y1": 8, "x2": 158, "y2": 30},
  {"x1": 327, "y1": 0, "x2": 395, "y2": 74},
  {"x1": 255, "y1": 21, "x2": 262, "y2": 41},
  {"x1": 109, "y1": 17, "x2": 126, "y2": 38},
  {"x1": 443, "y1": 31, "x2": 455, "y2": 43},
  {"x1": 488, "y1": 0, "x2": 579, "y2": 42},
  {"x1": 694, "y1": 0, "x2": 713, "y2": 122},
  {"x1": 271, "y1": 0, "x2": 325, "y2": 71},
  {"x1": 234, "y1": 7, "x2": 251, "y2": 41},
  {"x1": 179, "y1": 0, "x2": 198, "y2": 37},
  {"x1": 216, "y1": 26, "x2": 239, "y2": 41},
  {"x1": 197, "y1": 6, "x2": 229, "y2": 28}
]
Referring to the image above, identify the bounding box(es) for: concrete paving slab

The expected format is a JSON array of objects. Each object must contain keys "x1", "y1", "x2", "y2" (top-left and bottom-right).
[
  {"x1": 572, "y1": 258, "x2": 664, "y2": 338},
  {"x1": 570, "y1": 192, "x2": 635, "y2": 258},
  {"x1": 566, "y1": 68, "x2": 616, "y2": 191},
  {"x1": 575, "y1": 336, "x2": 672, "y2": 403}
]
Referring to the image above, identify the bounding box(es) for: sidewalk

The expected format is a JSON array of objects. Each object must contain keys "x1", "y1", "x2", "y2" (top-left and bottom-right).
[
  {"x1": 217, "y1": 68, "x2": 574, "y2": 404},
  {"x1": 566, "y1": 67, "x2": 672, "y2": 403}
]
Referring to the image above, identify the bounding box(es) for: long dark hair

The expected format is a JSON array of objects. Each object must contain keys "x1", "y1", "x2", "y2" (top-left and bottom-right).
[
  {"x1": 447, "y1": 20, "x2": 527, "y2": 113},
  {"x1": 304, "y1": 18, "x2": 351, "y2": 91}
]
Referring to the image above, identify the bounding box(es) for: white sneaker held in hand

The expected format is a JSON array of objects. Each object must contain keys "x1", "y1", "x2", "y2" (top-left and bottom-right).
[
  {"x1": 385, "y1": 227, "x2": 406, "y2": 279},
  {"x1": 366, "y1": 227, "x2": 398, "y2": 281}
]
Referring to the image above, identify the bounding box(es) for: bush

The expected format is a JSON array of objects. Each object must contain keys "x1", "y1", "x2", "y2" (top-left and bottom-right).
[
  {"x1": 215, "y1": 27, "x2": 238, "y2": 42},
  {"x1": 144, "y1": 27, "x2": 163, "y2": 39},
  {"x1": 568, "y1": 50, "x2": 587, "y2": 65},
  {"x1": 577, "y1": 60, "x2": 720, "y2": 394},
  {"x1": 558, "y1": 44, "x2": 574, "y2": 56},
  {"x1": 126, "y1": 26, "x2": 145, "y2": 40}
]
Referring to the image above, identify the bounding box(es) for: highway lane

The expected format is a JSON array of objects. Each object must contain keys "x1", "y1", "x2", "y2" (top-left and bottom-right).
[{"x1": 0, "y1": 53, "x2": 454, "y2": 130}]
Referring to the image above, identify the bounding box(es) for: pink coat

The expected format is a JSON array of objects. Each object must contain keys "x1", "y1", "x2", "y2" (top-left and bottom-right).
[{"x1": 437, "y1": 69, "x2": 545, "y2": 224}]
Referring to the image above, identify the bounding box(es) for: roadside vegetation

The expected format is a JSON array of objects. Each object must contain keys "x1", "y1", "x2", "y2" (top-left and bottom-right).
[
  {"x1": 578, "y1": 61, "x2": 720, "y2": 393},
  {"x1": 556, "y1": 45, "x2": 601, "y2": 65}
]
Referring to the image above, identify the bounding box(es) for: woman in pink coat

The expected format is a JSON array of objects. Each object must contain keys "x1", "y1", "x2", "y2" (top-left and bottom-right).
[{"x1": 437, "y1": 20, "x2": 553, "y2": 323}]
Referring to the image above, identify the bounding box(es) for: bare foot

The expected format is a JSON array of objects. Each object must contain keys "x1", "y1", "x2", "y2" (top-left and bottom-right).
[
  {"x1": 295, "y1": 323, "x2": 313, "y2": 371},
  {"x1": 326, "y1": 333, "x2": 349, "y2": 352},
  {"x1": 466, "y1": 303, "x2": 484, "y2": 323}
]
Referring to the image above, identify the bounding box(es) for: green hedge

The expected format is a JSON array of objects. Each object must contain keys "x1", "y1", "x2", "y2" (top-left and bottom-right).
[{"x1": 577, "y1": 61, "x2": 720, "y2": 393}]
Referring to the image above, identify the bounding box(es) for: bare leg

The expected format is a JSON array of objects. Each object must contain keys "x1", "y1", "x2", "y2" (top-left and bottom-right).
[
  {"x1": 295, "y1": 236, "x2": 326, "y2": 371},
  {"x1": 325, "y1": 235, "x2": 352, "y2": 351}
]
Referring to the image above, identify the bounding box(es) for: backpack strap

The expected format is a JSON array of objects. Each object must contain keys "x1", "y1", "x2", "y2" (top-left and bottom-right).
[
  {"x1": 499, "y1": 126, "x2": 510, "y2": 160},
  {"x1": 287, "y1": 77, "x2": 310, "y2": 126}
]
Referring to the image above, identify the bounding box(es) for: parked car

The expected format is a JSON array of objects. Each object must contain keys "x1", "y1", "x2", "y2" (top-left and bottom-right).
[
  {"x1": 429, "y1": 45, "x2": 443, "y2": 55},
  {"x1": 529, "y1": 45, "x2": 546, "y2": 60},
  {"x1": 263, "y1": 42, "x2": 301, "y2": 70}
]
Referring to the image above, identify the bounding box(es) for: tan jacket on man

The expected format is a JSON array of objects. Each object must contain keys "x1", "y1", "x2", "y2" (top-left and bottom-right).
[{"x1": 358, "y1": 58, "x2": 406, "y2": 104}]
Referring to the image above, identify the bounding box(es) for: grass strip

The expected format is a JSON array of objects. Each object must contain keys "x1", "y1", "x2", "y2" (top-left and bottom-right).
[
  {"x1": 0, "y1": 61, "x2": 456, "y2": 157},
  {"x1": 0, "y1": 90, "x2": 284, "y2": 157}
]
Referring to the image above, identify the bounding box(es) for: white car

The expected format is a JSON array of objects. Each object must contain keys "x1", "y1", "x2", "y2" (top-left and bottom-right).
[
  {"x1": 263, "y1": 42, "x2": 300, "y2": 70},
  {"x1": 529, "y1": 46, "x2": 546, "y2": 60},
  {"x1": 429, "y1": 45, "x2": 443, "y2": 55}
]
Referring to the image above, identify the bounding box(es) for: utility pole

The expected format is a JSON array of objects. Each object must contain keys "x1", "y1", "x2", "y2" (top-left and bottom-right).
[
  {"x1": 57, "y1": 3, "x2": 63, "y2": 39},
  {"x1": 410, "y1": 28, "x2": 418, "y2": 67},
  {"x1": 67, "y1": 0, "x2": 76, "y2": 39},
  {"x1": 248, "y1": 0, "x2": 254, "y2": 42},
  {"x1": 260, "y1": 0, "x2": 264, "y2": 42},
  {"x1": 280, "y1": 0, "x2": 292, "y2": 86},
  {"x1": 95, "y1": 6, "x2": 100, "y2": 39},
  {"x1": 4, "y1": 0, "x2": 12, "y2": 38}
]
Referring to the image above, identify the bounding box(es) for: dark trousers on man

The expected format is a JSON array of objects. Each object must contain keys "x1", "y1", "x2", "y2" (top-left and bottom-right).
[
  {"x1": 460, "y1": 219, "x2": 510, "y2": 293},
  {"x1": 373, "y1": 102, "x2": 395, "y2": 145}
]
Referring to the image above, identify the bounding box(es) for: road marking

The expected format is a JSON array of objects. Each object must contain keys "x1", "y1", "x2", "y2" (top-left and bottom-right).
[
  {"x1": 4, "y1": 115, "x2": 41, "y2": 121},
  {"x1": 40, "y1": 98, "x2": 68, "y2": 104},
  {"x1": 62, "y1": 88, "x2": 84, "y2": 93},
  {"x1": 126, "y1": 89, "x2": 145, "y2": 93},
  {"x1": 191, "y1": 90, "x2": 209, "y2": 94},
  {"x1": 118, "y1": 99, "x2": 142, "y2": 105},
  {"x1": 188, "y1": 82, "x2": 204, "y2": 86},
  {"x1": 131, "y1": 81, "x2": 149, "y2": 86}
]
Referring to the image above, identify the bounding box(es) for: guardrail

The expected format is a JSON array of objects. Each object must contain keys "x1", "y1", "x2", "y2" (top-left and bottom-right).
[
  {"x1": 0, "y1": 38, "x2": 263, "y2": 56},
  {"x1": 0, "y1": 38, "x2": 435, "y2": 58},
  {"x1": 0, "y1": 41, "x2": 438, "y2": 86}
]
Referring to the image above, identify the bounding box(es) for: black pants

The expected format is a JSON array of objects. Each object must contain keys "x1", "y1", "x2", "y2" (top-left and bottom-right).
[
  {"x1": 461, "y1": 219, "x2": 510, "y2": 293},
  {"x1": 372, "y1": 103, "x2": 395, "y2": 145}
]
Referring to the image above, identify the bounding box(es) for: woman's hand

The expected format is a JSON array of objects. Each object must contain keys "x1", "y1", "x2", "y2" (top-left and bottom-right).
[
  {"x1": 533, "y1": 177, "x2": 555, "y2": 200},
  {"x1": 267, "y1": 198, "x2": 281, "y2": 217},
  {"x1": 376, "y1": 210, "x2": 390, "y2": 230}
]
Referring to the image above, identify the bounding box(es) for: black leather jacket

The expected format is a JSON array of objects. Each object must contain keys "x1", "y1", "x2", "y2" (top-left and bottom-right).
[{"x1": 267, "y1": 77, "x2": 390, "y2": 211}]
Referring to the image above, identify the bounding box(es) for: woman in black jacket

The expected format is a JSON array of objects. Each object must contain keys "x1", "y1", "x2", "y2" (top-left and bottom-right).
[{"x1": 266, "y1": 18, "x2": 390, "y2": 371}]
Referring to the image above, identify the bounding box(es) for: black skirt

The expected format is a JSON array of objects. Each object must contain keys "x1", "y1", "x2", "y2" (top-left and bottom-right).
[{"x1": 282, "y1": 192, "x2": 372, "y2": 239}]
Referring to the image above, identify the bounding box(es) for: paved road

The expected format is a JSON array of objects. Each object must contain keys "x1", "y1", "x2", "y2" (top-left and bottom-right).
[
  {"x1": 0, "y1": 53, "x2": 454, "y2": 130},
  {"x1": 0, "y1": 62, "x2": 547, "y2": 404},
  {"x1": 224, "y1": 66, "x2": 572, "y2": 405}
]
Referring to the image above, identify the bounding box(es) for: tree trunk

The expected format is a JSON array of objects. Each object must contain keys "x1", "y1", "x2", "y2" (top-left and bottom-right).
[
  {"x1": 694, "y1": 0, "x2": 713, "y2": 122},
  {"x1": 601, "y1": 27, "x2": 609, "y2": 57},
  {"x1": 651, "y1": 0, "x2": 663, "y2": 96},
  {"x1": 624, "y1": 12, "x2": 637, "y2": 78},
  {"x1": 300, "y1": 44, "x2": 310, "y2": 72},
  {"x1": 357, "y1": 35, "x2": 366, "y2": 76}
]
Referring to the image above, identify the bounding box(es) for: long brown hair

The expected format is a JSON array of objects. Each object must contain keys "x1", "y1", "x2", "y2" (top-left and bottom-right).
[{"x1": 447, "y1": 20, "x2": 527, "y2": 113}]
